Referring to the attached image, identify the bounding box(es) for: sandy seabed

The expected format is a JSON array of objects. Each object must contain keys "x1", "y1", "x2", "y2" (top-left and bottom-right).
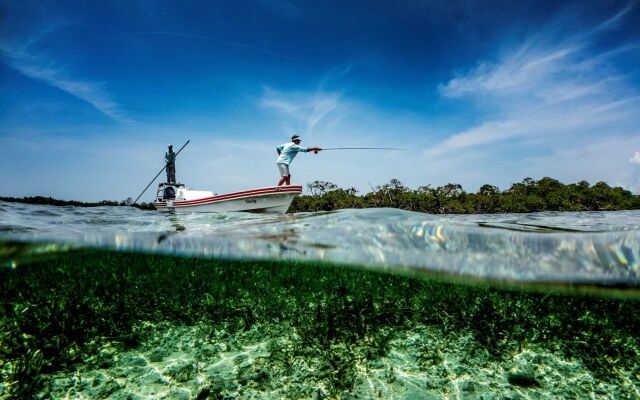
[{"x1": 39, "y1": 321, "x2": 639, "y2": 400}]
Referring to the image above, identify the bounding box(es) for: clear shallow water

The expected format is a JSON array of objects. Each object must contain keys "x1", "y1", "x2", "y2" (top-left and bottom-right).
[
  {"x1": 1, "y1": 201, "x2": 639, "y2": 287},
  {"x1": 2, "y1": 201, "x2": 640, "y2": 399}
]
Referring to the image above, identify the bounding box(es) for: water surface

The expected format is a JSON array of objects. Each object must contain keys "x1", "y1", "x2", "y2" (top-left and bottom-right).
[{"x1": 2, "y1": 201, "x2": 639, "y2": 288}]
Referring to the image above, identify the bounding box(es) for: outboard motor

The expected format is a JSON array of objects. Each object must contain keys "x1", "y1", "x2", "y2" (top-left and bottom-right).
[{"x1": 164, "y1": 186, "x2": 176, "y2": 200}]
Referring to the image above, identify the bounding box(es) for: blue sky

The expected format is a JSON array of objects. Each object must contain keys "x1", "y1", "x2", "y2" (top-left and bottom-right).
[{"x1": 1, "y1": 0, "x2": 640, "y2": 201}]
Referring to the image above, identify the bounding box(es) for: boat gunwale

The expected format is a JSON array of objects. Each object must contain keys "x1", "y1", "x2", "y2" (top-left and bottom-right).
[{"x1": 154, "y1": 186, "x2": 302, "y2": 208}]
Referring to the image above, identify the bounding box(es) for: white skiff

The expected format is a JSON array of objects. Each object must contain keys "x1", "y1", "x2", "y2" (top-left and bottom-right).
[{"x1": 153, "y1": 183, "x2": 301, "y2": 213}]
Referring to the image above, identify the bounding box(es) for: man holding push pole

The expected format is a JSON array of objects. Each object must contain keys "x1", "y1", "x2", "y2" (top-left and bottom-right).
[
  {"x1": 276, "y1": 135, "x2": 321, "y2": 186},
  {"x1": 165, "y1": 144, "x2": 176, "y2": 184}
]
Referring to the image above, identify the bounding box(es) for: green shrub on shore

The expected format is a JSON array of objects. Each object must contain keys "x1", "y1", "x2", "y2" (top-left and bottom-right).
[
  {"x1": 1, "y1": 243, "x2": 638, "y2": 397},
  {"x1": 291, "y1": 177, "x2": 640, "y2": 213}
]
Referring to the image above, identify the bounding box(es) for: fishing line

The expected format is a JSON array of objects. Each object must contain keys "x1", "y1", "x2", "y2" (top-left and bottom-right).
[{"x1": 321, "y1": 147, "x2": 407, "y2": 151}]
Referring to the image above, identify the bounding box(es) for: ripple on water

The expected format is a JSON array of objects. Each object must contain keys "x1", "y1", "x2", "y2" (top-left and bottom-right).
[{"x1": 0, "y1": 202, "x2": 639, "y2": 288}]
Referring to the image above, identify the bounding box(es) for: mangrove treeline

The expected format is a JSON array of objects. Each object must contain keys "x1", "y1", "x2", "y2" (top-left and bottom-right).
[
  {"x1": 290, "y1": 177, "x2": 640, "y2": 213},
  {"x1": 2, "y1": 177, "x2": 639, "y2": 214}
]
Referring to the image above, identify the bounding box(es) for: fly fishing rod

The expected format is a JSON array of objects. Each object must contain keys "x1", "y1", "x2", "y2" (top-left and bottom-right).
[
  {"x1": 321, "y1": 147, "x2": 407, "y2": 151},
  {"x1": 132, "y1": 139, "x2": 190, "y2": 205}
]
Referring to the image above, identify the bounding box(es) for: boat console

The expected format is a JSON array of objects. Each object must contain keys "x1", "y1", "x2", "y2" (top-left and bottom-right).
[
  {"x1": 156, "y1": 182, "x2": 214, "y2": 202},
  {"x1": 156, "y1": 183, "x2": 185, "y2": 202}
]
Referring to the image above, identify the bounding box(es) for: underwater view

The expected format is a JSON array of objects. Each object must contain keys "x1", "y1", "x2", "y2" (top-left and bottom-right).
[{"x1": 1, "y1": 202, "x2": 640, "y2": 399}]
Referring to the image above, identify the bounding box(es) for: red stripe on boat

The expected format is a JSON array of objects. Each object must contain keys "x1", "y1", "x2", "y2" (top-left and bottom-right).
[{"x1": 175, "y1": 186, "x2": 302, "y2": 206}]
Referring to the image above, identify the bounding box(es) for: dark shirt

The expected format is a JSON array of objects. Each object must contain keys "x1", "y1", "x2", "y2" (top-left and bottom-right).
[{"x1": 165, "y1": 150, "x2": 176, "y2": 165}]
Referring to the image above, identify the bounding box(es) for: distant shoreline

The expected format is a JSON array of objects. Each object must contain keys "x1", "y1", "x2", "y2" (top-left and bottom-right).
[
  {"x1": 0, "y1": 196, "x2": 156, "y2": 210},
  {"x1": 2, "y1": 177, "x2": 639, "y2": 214}
]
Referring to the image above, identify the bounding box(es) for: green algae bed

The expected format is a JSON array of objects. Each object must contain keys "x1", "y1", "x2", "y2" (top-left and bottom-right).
[{"x1": 1, "y1": 242, "x2": 639, "y2": 399}]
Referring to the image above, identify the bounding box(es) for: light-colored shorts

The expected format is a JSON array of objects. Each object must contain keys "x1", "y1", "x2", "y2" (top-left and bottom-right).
[{"x1": 277, "y1": 163, "x2": 290, "y2": 177}]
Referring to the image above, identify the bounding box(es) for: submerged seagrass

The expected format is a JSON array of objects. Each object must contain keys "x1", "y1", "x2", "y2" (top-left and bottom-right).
[{"x1": 1, "y1": 242, "x2": 639, "y2": 398}]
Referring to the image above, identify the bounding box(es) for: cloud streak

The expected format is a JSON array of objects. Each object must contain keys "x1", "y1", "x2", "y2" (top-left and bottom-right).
[
  {"x1": 132, "y1": 31, "x2": 298, "y2": 62},
  {"x1": 261, "y1": 87, "x2": 344, "y2": 137},
  {"x1": 428, "y1": 4, "x2": 639, "y2": 159},
  {"x1": 589, "y1": 2, "x2": 635, "y2": 34},
  {"x1": 260, "y1": 65, "x2": 354, "y2": 137},
  {"x1": 0, "y1": 31, "x2": 130, "y2": 124}
]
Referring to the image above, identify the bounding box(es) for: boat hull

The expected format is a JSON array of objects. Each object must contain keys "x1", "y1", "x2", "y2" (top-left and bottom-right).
[{"x1": 153, "y1": 186, "x2": 302, "y2": 213}]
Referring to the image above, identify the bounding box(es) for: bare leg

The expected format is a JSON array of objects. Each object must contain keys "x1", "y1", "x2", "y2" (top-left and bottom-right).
[
  {"x1": 278, "y1": 176, "x2": 287, "y2": 186},
  {"x1": 285, "y1": 175, "x2": 291, "y2": 185}
]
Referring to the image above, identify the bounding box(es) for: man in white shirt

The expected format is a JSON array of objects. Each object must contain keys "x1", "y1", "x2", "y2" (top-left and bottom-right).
[{"x1": 276, "y1": 135, "x2": 322, "y2": 186}]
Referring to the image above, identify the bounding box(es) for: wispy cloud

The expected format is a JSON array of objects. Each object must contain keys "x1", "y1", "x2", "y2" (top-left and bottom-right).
[
  {"x1": 260, "y1": 88, "x2": 303, "y2": 114},
  {"x1": 439, "y1": 46, "x2": 581, "y2": 97},
  {"x1": 132, "y1": 31, "x2": 297, "y2": 62},
  {"x1": 630, "y1": 151, "x2": 640, "y2": 165},
  {"x1": 260, "y1": 65, "x2": 353, "y2": 137},
  {"x1": 261, "y1": 87, "x2": 344, "y2": 137},
  {"x1": 589, "y1": 2, "x2": 635, "y2": 34},
  {"x1": 0, "y1": 30, "x2": 130, "y2": 124},
  {"x1": 428, "y1": 4, "x2": 639, "y2": 159}
]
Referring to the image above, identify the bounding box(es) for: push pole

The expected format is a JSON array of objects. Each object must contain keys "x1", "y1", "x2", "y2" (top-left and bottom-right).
[{"x1": 132, "y1": 140, "x2": 190, "y2": 205}]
